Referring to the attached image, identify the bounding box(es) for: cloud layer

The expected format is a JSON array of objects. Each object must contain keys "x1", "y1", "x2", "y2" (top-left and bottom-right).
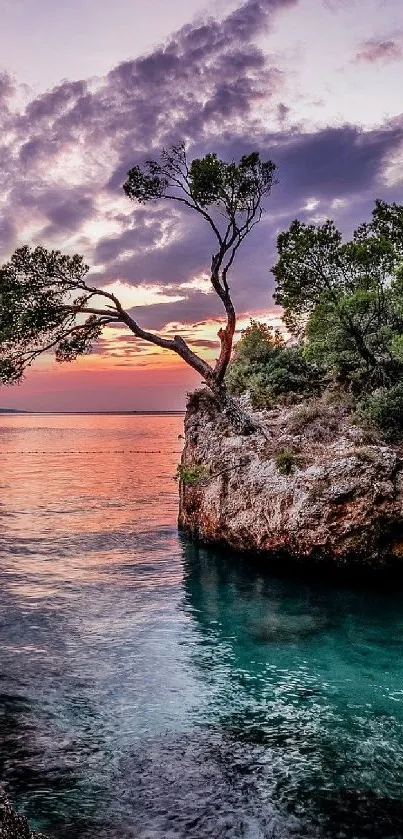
[{"x1": 0, "y1": 0, "x2": 402, "y2": 386}]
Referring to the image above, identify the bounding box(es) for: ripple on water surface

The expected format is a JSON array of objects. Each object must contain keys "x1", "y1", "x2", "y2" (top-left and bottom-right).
[{"x1": 1, "y1": 414, "x2": 403, "y2": 838}]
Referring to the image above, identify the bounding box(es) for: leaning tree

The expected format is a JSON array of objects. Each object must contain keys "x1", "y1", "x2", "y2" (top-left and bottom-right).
[{"x1": 0, "y1": 143, "x2": 276, "y2": 431}]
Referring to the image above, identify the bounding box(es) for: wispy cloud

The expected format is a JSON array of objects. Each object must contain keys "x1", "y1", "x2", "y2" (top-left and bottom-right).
[
  {"x1": 0, "y1": 0, "x2": 403, "y2": 369},
  {"x1": 354, "y1": 36, "x2": 403, "y2": 64}
]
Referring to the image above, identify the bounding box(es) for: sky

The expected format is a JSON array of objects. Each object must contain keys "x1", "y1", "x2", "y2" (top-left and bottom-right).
[{"x1": 0, "y1": 0, "x2": 402, "y2": 411}]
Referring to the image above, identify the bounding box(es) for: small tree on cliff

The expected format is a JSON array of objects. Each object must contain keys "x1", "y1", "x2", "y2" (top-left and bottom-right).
[{"x1": 0, "y1": 143, "x2": 276, "y2": 430}]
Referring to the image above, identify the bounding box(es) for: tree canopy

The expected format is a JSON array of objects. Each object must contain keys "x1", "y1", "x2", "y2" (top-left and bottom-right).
[
  {"x1": 272, "y1": 200, "x2": 403, "y2": 391},
  {"x1": 124, "y1": 143, "x2": 276, "y2": 384},
  {"x1": 226, "y1": 199, "x2": 403, "y2": 438},
  {"x1": 226, "y1": 320, "x2": 321, "y2": 407}
]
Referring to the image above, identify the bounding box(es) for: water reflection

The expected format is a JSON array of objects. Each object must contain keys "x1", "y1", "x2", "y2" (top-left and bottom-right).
[
  {"x1": 180, "y1": 542, "x2": 403, "y2": 837},
  {"x1": 1, "y1": 416, "x2": 403, "y2": 837}
]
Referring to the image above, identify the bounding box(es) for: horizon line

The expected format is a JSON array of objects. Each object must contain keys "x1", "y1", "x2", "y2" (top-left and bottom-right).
[{"x1": 0, "y1": 409, "x2": 186, "y2": 415}]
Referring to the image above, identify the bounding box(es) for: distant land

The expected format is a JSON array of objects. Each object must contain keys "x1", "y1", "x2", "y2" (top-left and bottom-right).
[{"x1": 0, "y1": 408, "x2": 27, "y2": 413}]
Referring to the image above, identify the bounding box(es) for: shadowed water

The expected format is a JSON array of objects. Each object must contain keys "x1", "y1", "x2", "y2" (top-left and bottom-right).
[{"x1": 1, "y1": 414, "x2": 403, "y2": 837}]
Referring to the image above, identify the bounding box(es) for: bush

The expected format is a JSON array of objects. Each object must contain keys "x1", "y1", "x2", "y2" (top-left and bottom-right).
[
  {"x1": 273, "y1": 203, "x2": 403, "y2": 398},
  {"x1": 286, "y1": 400, "x2": 344, "y2": 442},
  {"x1": 226, "y1": 320, "x2": 322, "y2": 408},
  {"x1": 354, "y1": 446, "x2": 381, "y2": 465},
  {"x1": 176, "y1": 463, "x2": 210, "y2": 484},
  {"x1": 287, "y1": 402, "x2": 322, "y2": 431},
  {"x1": 275, "y1": 448, "x2": 303, "y2": 475},
  {"x1": 359, "y1": 383, "x2": 403, "y2": 440}
]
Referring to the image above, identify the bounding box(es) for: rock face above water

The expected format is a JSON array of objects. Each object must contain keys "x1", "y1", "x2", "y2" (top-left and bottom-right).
[
  {"x1": 178, "y1": 389, "x2": 403, "y2": 572},
  {"x1": 0, "y1": 791, "x2": 46, "y2": 839}
]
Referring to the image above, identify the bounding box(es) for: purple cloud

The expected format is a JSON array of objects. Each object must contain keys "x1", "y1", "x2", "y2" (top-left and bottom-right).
[
  {"x1": 0, "y1": 72, "x2": 14, "y2": 106},
  {"x1": 0, "y1": 0, "x2": 402, "y2": 344},
  {"x1": 354, "y1": 37, "x2": 403, "y2": 64}
]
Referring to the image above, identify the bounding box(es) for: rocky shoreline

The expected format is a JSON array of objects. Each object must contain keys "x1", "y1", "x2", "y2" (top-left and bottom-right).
[
  {"x1": 0, "y1": 790, "x2": 46, "y2": 839},
  {"x1": 178, "y1": 389, "x2": 403, "y2": 574}
]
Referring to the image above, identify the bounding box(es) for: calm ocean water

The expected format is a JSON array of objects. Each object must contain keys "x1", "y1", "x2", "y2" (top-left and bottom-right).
[{"x1": 1, "y1": 414, "x2": 403, "y2": 838}]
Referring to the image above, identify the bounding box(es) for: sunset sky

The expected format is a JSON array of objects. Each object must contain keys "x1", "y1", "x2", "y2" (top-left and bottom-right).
[{"x1": 1, "y1": 0, "x2": 402, "y2": 411}]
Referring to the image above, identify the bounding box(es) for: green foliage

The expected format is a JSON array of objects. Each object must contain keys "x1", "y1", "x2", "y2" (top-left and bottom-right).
[
  {"x1": 189, "y1": 151, "x2": 276, "y2": 213},
  {"x1": 0, "y1": 245, "x2": 97, "y2": 384},
  {"x1": 124, "y1": 143, "x2": 276, "y2": 227},
  {"x1": 1, "y1": 143, "x2": 277, "y2": 392},
  {"x1": 54, "y1": 316, "x2": 104, "y2": 362},
  {"x1": 358, "y1": 383, "x2": 403, "y2": 440},
  {"x1": 272, "y1": 199, "x2": 403, "y2": 396},
  {"x1": 223, "y1": 199, "x2": 403, "y2": 439},
  {"x1": 273, "y1": 200, "x2": 403, "y2": 335},
  {"x1": 176, "y1": 463, "x2": 210, "y2": 485},
  {"x1": 226, "y1": 320, "x2": 321, "y2": 407},
  {"x1": 273, "y1": 218, "x2": 344, "y2": 336},
  {"x1": 275, "y1": 448, "x2": 303, "y2": 475},
  {"x1": 124, "y1": 143, "x2": 277, "y2": 386}
]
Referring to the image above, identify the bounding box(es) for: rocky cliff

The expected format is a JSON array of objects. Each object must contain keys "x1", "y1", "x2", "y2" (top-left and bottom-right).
[
  {"x1": 178, "y1": 389, "x2": 403, "y2": 572},
  {"x1": 0, "y1": 790, "x2": 46, "y2": 839}
]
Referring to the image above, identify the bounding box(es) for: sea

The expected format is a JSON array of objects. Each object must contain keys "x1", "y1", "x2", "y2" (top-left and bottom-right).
[{"x1": 1, "y1": 413, "x2": 403, "y2": 838}]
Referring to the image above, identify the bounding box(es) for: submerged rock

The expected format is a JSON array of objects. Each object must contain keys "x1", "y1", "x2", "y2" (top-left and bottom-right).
[
  {"x1": 178, "y1": 389, "x2": 403, "y2": 572},
  {"x1": 0, "y1": 790, "x2": 47, "y2": 839}
]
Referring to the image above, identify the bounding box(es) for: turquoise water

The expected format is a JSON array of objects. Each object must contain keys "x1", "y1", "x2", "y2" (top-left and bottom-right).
[{"x1": 1, "y1": 414, "x2": 403, "y2": 838}]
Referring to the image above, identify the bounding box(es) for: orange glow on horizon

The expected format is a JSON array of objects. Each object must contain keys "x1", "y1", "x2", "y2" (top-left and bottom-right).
[
  {"x1": 29, "y1": 309, "x2": 285, "y2": 376},
  {"x1": 57, "y1": 309, "x2": 286, "y2": 372},
  {"x1": 1, "y1": 310, "x2": 285, "y2": 411}
]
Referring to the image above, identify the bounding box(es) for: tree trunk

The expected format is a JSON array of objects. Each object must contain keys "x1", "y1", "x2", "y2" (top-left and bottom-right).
[{"x1": 208, "y1": 381, "x2": 264, "y2": 436}]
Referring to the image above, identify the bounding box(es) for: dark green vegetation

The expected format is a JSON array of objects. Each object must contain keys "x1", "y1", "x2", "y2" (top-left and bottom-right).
[
  {"x1": 275, "y1": 447, "x2": 304, "y2": 475},
  {"x1": 176, "y1": 463, "x2": 210, "y2": 485},
  {"x1": 227, "y1": 200, "x2": 403, "y2": 438},
  {"x1": 226, "y1": 320, "x2": 322, "y2": 408},
  {"x1": 2, "y1": 143, "x2": 402, "y2": 439}
]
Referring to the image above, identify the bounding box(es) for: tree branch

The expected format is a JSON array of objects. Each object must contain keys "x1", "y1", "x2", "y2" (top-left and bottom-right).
[
  {"x1": 119, "y1": 310, "x2": 215, "y2": 381},
  {"x1": 62, "y1": 304, "x2": 121, "y2": 319},
  {"x1": 19, "y1": 320, "x2": 114, "y2": 368},
  {"x1": 163, "y1": 194, "x2": 223, "y2": 245}
]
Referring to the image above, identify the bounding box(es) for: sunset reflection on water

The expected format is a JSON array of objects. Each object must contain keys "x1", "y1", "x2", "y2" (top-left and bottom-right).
[
  {"x1": 0, "y1": 413, "x2": 183, "y2": 585},
  {"x1": 2, "y1": 414, "x2": 403, "y2": 839}
]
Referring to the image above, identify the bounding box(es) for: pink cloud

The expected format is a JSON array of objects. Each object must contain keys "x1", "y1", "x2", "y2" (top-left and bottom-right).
[{"x1": 354, "y1": 37, "x2": 403, "y2": 64}]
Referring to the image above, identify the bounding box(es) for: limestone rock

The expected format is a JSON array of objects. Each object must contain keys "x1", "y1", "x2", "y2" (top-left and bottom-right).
[
  {"x1": 0, "y1": 790, "x2": 47, "y2": 839},
  {"x1": 178, "y1": 389, "x2": 403, "y2": 571}
]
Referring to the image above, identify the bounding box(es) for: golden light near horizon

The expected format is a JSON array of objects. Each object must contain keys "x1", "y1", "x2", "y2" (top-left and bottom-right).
[
  {"x1": 29, "y1": 310, "x2": 287, "y2": 375},
  {"x1": 86, "y1": 311, "x2": 288, "y2": 370}
]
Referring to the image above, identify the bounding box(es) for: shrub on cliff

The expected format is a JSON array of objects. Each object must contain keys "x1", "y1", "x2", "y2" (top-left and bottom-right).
[
  {"x1": 359, "y1": 383, "x2": 403, "y2": 440},
  {"x1": 275, "y1": 447, "x2": 304, "y2": 475},
  {"x1": 176, "y1": 463, "x2": 210, "y2": 484},
  {"x1": 226, "y1": 320, "x2": 321, "y2": 407},
  {"x1": 270, "y1": 199, "x2": 403, "y2": 437}
]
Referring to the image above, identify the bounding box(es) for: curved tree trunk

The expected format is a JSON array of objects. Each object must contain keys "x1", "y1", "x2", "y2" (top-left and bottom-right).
[{"x1": 214, "y1": 296, "x2": 236, "y2": 384}]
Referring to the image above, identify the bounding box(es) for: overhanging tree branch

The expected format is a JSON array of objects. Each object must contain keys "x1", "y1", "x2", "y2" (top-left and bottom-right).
[{"x1": 1, "y1": 144, "x2": 276, "y2": 434}]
